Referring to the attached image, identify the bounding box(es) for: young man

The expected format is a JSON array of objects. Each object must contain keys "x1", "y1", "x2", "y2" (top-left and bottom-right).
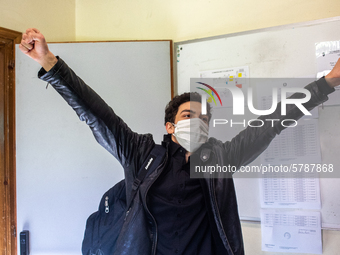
[{"x1": 20, "y1": 28, "x2": 340, "y2": 255}]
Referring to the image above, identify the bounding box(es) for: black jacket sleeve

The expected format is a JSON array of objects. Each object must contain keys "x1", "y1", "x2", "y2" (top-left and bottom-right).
[
  {"x1": 221, "y1": 78, "x2": 334, "y2": 169},
  {"x1": 38, "y1": 57, "x2": 155, "y2": 172}
]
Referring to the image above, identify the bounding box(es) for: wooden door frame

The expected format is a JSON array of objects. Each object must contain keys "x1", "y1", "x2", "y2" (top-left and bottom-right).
[{"x1": 0, "y1": 27, "x2": 21, "y2": 255}]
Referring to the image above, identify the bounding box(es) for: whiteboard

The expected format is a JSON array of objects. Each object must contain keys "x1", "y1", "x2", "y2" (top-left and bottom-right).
[
  {"x1": 175, "y1": 17, "x2": 340, "y2": 229},
  {"x1": 16, "y1": 41, "x2": 171, "y2": 255}
]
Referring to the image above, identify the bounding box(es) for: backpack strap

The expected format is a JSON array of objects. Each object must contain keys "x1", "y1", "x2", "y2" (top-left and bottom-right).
[{"x1": 125, "y1": 144, "x2": 167, "y2": 216}]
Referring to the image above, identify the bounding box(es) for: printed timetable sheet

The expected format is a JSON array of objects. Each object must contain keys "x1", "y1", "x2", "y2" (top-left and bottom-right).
[
  {"x1": 260, "y1": 173, "x2": 321, "y2": 209},
  {"x1": 260, "y1": 119, "x2": 322, "y2": 165},
  {"x1": 261, "y1": 210, "x2": 322, "y2": 254},
  {"x1": 255, "y1": 80, "x2": 322, "y2": 165}
]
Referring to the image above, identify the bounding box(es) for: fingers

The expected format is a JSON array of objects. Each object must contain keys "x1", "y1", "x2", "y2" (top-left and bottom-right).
[
  {"x1": 21, "y1": 28, "x2": 45, "y2": 46},
  {"x1": 21, "y1": 34, "x2": 34, "y2": 51},
  {"x1": 21, "y1": 29, "x2": 35, "y2": 52},
  {"x1": 18, "y1": 43, "x2": 30, "y2": 54},
  {"x1": 25, "y1": 28, "x2": 42, "y2": 42},
  {"x1": 20, "y1": 28, "x2": 47, "y2": 55},
  {"x1": 31, "y1": 28, "x2": 40, "y2": 33},
  {"x1": 19, "y1": 28, "x2": 55, "y2": 67}
]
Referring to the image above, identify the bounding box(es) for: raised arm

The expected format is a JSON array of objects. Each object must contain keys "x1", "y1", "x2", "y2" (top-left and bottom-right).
[
  {"x1": 19, "y1": 28, "x2": 155, "y2": 173},
  {"x1": 222, "y1": 59, "x2": 340, "y2": 170}
]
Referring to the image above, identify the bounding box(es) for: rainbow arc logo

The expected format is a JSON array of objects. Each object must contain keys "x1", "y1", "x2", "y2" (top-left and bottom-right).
[{"x1": 196, "y1": 82, "x2": 223, "y2": 106}]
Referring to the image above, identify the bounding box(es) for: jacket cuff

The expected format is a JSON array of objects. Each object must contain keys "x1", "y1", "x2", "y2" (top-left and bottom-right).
[
  {"x1": 38, "y1": 56, "x2": 64, "y2": 80},
  {"x1": 316, "y1": 76, "x2": 335, "y2": 96}
]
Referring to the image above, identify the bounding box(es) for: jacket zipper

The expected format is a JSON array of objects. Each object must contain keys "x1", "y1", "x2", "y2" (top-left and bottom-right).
[
  {"x1": 124, "y1": 207, "x2": 131, "y2": 221},
  {"x1": 144, "y1": 149, "x2": 168, "y2": 255},
  {"x1": 104, "y1": 195, "x2": 110, "y2": 225},
  {"x1": 210, "y1": 179, "x2": 235, "y2": 255}
]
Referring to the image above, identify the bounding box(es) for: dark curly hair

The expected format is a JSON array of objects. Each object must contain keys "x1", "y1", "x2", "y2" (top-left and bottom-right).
[{"x1": 164, "y1": 92, "x2": 212, "y2": 125}]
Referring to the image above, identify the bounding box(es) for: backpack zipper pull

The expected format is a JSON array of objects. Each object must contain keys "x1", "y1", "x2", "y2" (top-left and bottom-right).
[{"x1": 105, "y1": 196, "x2": 109, "y2": 213}]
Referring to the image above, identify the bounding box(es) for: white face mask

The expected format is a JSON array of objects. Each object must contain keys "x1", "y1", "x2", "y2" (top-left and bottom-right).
[{"x1": 172, "y1": 118, "x2": 209, "y2": 152}]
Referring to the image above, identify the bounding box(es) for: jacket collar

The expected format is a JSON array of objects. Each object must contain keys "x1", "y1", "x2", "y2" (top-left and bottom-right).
[{"x1": 162, "y1": 134, "x2": 187, "y2": 157}]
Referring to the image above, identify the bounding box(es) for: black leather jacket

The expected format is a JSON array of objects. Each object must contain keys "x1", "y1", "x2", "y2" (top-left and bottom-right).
[{"x1": 38, "y1": 57, "x2": 332, "y2": 255}]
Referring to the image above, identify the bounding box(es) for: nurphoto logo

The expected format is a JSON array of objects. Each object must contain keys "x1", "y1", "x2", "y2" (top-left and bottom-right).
[{"x1": 195, "y1": 80, "x2": 312, "y2": 128}]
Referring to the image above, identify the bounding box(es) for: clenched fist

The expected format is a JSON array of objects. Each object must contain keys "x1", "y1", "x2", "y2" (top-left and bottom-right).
[{"x1": 19, "y1": 28, "x2": 57, "y2": 72}]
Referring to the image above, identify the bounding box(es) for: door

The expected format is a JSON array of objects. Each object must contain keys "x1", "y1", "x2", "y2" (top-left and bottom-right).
[{"x1": 0, "y1": 27, "x2": 21, "y2": 255}]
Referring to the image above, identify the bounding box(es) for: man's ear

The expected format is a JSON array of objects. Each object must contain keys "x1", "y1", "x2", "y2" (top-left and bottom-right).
[{"x1": 165, "y1": 122, "x2": 174, "y2": 134}]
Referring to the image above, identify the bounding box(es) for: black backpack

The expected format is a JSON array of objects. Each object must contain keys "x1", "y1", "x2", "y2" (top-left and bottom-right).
[{"x1": 82, "y1": 144, "x2": 166, "y2": 255}]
